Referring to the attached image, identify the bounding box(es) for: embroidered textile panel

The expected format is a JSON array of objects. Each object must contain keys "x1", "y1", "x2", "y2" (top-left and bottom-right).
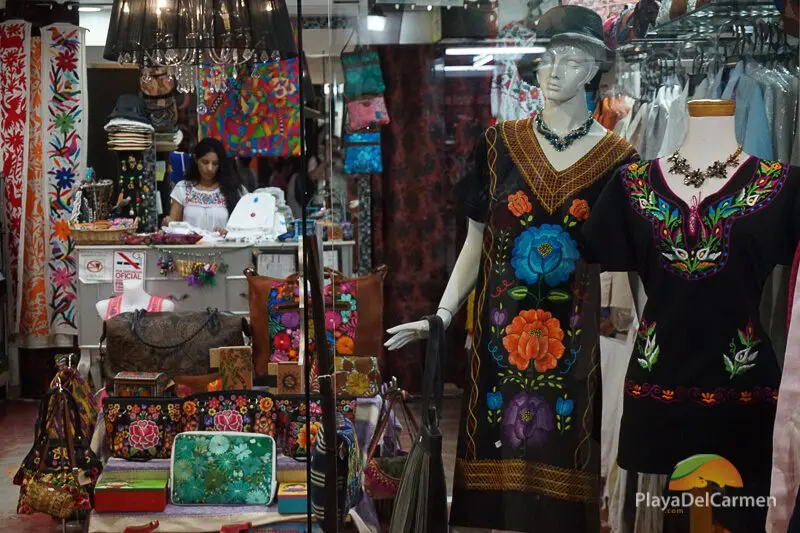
[
  {"x1": 197, "y1": 59, "x2": 301, "y2": 157},
  {"x1": 0, "y1": 21, "x2": 31, "y2": 333},
  {"x1": 42, "y1": 24, "x2": 86, "y2": 334},
  {"x1": 20, "y1": 36, "x2": 49, "y2": 338},
  {"x1": 357, "y1": 175, "x2": 372, "y2": 275}
]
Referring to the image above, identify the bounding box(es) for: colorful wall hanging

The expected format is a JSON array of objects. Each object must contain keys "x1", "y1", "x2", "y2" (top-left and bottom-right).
[
  {"x1": 20, "y1": 36, "x2": 49, "y2": 338},
  {"x1": 42, "y1": 24, "x2": 86, "y2": 334},
  {"x1": 0, "y1": 21, "x2": 32, "y2": 333},
  {"x1": 197, "y1": 59, "x2": 301, "y2": 157}
]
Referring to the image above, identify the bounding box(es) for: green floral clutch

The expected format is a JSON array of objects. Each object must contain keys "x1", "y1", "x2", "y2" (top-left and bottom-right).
[{"x1": 170, "y1": 431, "x2": 276, "y2": 505}]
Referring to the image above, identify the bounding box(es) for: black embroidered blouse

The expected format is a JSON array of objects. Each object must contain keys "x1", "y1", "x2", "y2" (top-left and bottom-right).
[{"x1": 583, "y1": 157, "x2": 800, "y2": 481}]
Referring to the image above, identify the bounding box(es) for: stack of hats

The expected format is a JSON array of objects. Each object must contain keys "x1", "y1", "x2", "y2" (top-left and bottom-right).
[
  {"x1": 155, "y1": 129, "x2": 183, "y2": 152},
  {"x1": 104, "y1": 94, "x2": 154, "y2": 151}
]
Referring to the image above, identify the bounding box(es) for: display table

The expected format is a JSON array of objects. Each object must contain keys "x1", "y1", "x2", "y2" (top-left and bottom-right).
[
  {"x1": 89, "y1": 395, "x2": 383, "y2": 533},
  {"x1": 75, "y1": 241, "x2": 355, "y2": 387}
]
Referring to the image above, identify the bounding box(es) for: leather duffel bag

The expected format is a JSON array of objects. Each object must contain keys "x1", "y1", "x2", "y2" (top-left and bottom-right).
[{"x1": 100, "y1": 308, "x2": 248, "y2": 381}]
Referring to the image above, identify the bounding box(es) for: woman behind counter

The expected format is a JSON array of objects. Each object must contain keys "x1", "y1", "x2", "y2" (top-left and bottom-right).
[{"x1": 162, "y1": 138, "x2": 246, "y2": 232}]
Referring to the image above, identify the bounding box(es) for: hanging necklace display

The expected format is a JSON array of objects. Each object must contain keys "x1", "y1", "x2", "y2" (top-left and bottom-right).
[
  {"x1": 156, "y1": 247, "x2": 229, "y2": 287},
  {"x1": 666, "y1": 146, "x2": 743, "y2": 188},
  {"x1": 157, "y1": 254, "x2": 176, "y2": 276},
  {"x1": 534, "y1": 114, "x2": 595, "y2": 152}
]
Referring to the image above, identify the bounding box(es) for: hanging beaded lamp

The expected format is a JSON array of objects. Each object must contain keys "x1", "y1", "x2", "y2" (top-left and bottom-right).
[{"x1": 103, "y1": 0, "x2": 298, "y2": 90}]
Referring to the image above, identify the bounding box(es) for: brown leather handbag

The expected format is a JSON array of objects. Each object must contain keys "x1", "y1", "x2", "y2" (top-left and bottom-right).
[
  {"x1": 245, "y1": 266, "x2": 388, "y2": 377},
  {"x1": 100, "y1": 309, "x2": 248, "y2": 381}
]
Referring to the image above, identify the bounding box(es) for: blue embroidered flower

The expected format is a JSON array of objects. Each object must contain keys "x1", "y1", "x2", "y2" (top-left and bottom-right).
[
  {"x1": 55, "y1": 168, "x2": 75, "y2": 190},
  {"x1": 487, "y1": 391, "x2": 503, "y2": 411},
  {"x1": 555, "y1": 396, "x2": 574, "y2": 417},
  {"x1": 511, "y1": 224, "x2": 579, "y2": 287}
]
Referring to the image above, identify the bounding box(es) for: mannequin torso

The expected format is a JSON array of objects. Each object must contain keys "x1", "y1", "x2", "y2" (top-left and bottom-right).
[
  {"x1": 96, "y1": 279, "x2": 175, "y2": 319},
  {"x1": 658, "y1": 101, "x2": 748, "y2": 206}
]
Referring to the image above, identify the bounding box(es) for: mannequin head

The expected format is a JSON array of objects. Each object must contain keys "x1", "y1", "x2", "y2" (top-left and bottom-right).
[{"x1": 536, "y1": 44, "x2": 601, "y2": 104}]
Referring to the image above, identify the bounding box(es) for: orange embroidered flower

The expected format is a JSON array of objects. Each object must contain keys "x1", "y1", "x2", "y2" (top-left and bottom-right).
[
  {"x1": 739, "y1": 391, "x2": 752, "y2": 403},
  {"x1": 771, "y1": 162, "x2": 782, "y2": 170},
  {"x1": 507, "y1": 191, "x2": 533, "y2": 218},
  {"x1": 53, "y1": 219, "x2": 71, "y2": 241},
  {"x1": 298, "y1": 421, "x2": 322, "y2": 450},
  {"x1": 207, "y1": 379, "x2": 222, "y2": 392},
  {"x1": 628, "y1": 163, "x2": 639, "y2": 171},
  {"x1": 701, "y1": 393, "x2": 717, "y2": 405},
  {"x1": 259, "y1": 397, "x2": 274, "y2": 412},
  {"x1": 183, "y1": 401, "x2": 197, "y2": 415},
  {"x1": 568, "y1": 198, "x2": 590, "y2": 221},
  {"x1": 336, "y1": 336, "x2": 355, "y2": 355},
  {"x1": 773, "y1": 390, "x2": 779, "y2": 402},
  {"x1": 502, "y1": 309, "x2": 565, "y2": 372},
  {"x1": 630, "y1": 385, "x2": 642, "y2": 397},
  {"x1": 661, "y1": 390, "x2": 674, "y2": 401}
]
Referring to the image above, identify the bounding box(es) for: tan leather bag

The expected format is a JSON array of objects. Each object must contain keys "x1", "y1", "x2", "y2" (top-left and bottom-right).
[{"x1": 246, "y1": 266, "x2": 388, "y2": 377}]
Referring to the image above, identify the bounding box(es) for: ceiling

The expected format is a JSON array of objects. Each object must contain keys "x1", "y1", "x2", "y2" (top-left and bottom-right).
[{"x1": 74, "y1": 0, "x2": 361, "y2": 16}]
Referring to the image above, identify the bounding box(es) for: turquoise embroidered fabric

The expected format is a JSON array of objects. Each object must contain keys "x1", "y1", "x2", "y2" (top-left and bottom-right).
[{"x1": 170, "y1": 431, "x2": 276, "y2": 506}]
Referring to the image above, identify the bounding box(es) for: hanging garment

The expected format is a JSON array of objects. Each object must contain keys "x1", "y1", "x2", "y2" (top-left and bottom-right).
[
  {"x1": 659, "y1": 80, "x2": 689, "y2": 157},
  {"x1": 491, "y1": 22, "x2": 543, "y2": 122},
  {"x1": 42, "y1": 24, "x2": 86, "y2": 334},
  {"x1": 584, "y1": 157, "x2": 800, "y2": 533},
  {"x1": 198, "y1": 60, "x2": 301, "y2": 157},
  {"x1": 20, "y1": 36, "x2": 49, "y2": 338},
  {"x1": 0, "y1": 21, "x2": 31, "y2": 333},
  {"x1": 450, "y1": 120, "x2": 635, "y2": 533},
  {"x1": 770, "y1": 247, "x2": 800, "y2": 533}
]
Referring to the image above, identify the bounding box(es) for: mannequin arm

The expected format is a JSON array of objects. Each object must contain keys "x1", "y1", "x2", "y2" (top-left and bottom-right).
[{"x1": 385, "y1": 218, "x2": 486, "y2": 351}]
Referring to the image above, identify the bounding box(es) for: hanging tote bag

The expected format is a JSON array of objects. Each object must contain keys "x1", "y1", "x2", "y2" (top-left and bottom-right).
[
  {"x1": 389, "y1": 315, "x2": 448, "y2": 533},
  {"x1": 15, "y1": 386, "x2": 103, "y2": 518},
  {"x1": 343, "y1": 131, "x2": 383, "y2": 175},
  {"x1": 341, "y1": 49, "x2": 386, "y2": 98},
  {"x1": 346, "y1": 96, "x2": 390, "y2": 131}
]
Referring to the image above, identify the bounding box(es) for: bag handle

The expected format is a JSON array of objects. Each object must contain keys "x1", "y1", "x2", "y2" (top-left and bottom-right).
[
  {"x1": 366, "y1": 388, "x2": 418, "y2": 462},
  {"x1": 421, "y1": 315, "x2": 446, "y2": 431},
  {"x1": 129, "y1": 308, "x2": 222, "y2": 350}
]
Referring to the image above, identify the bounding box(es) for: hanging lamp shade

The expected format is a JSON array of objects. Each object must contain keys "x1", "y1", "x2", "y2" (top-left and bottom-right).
[{"x1": 103, "y1": 0, "x2": 298, "y2": 66}]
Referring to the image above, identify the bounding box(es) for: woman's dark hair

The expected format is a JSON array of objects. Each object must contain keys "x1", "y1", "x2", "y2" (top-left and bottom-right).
[{"x1": 187, "y1": 138, "x2": 243, "y2": 214}]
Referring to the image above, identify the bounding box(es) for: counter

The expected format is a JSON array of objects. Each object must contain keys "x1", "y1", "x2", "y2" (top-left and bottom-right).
[{"x1": 76, "y1": 241, "x2": 355, "y2": 387}]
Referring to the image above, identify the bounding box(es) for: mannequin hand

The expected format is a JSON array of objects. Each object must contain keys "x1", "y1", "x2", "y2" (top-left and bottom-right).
[
  {"x1": 384, "y1": 311, "x2": 452, "y2": 351},
  {"x1": 161, "y1": 216, "x2": 172, "y2": 227},
  {"x1": 213, "y1": 227, "x2": 228, "y2": 236}
]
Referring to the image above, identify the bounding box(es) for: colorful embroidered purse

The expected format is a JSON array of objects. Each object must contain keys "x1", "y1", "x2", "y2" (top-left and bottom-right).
[
  {"x1": 310, "y1": 356, "x2": 382, "y2": 397},
  {"x1": 310, "y1": 413, "x2": 363, "y2": 523},
  {"x1": 343, "y1": 132, "x2": 383, "y2": 175},
  {"x1": 341, "y1": 49, "x2": 386, "y2": 98},
  {"x1": 103, "y1": 397, "x2": 184, "y2": 461},
  {"x1": 170, "y1": 431, "x2": 277, "y2": 505},
  {"x1": 276, "y1": 398, "x2": 357, "y2": 460},
  {"x1": 346, "y1": 96, "x2": 390, "y2": 131},
  {"x1": 189, "y1": 391, "x2": 276, "y2": 436}
]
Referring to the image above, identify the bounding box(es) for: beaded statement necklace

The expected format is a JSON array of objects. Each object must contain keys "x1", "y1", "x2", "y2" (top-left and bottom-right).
[
  {"x1": 666, "y1": 146, "x2": 743, "y2": 188},
  {"x1": 534, "y1": 114, "x2": 595, "y2": 152}
]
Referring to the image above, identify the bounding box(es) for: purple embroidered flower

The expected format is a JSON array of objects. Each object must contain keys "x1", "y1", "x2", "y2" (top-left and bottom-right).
[
  {"x1": 281, "y1": 312, "x2": 301, "y2": 329},
  {"x1": 569, "y1": 312, "x2": 582, "y2": 330},
  {"x1": 502, "y1": 392, "x2": 554, "y2": 450},
  {"x1": 491, "y1": 308, "x2": 508, "y2": 326}
]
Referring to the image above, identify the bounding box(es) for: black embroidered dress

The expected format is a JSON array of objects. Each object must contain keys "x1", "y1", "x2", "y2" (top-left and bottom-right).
[
  {"x1": 450, "y1": 119, "x2": 635, "y2": 533},
  {"x1": 583, "y1": 157, "x2": 800, "y2": 530}
]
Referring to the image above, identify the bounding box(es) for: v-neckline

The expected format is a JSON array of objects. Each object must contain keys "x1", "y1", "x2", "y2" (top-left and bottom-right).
[
  {"x1": 528, "y1": 118, "x2": 612, "y2": 174},
  {"x1": 500, "y1": 119, "x2": 633, "y2": 215},
  {"x1": 651, "y1": 156, "x2": 757, "y2": 215}
]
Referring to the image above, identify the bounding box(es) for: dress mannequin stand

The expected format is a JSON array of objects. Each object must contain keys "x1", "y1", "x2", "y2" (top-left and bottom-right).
[
  {"x1": 387, "y1": 7, "x2": 636, "y2": 531},
  {"x1": 96, "y1": 279, "x2": 175, "y2": 319}
]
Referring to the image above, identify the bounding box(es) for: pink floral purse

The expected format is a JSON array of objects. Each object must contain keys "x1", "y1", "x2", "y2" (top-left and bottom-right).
[{"x1": 346, "y1": 96, "x2": 390, "y2": 131}]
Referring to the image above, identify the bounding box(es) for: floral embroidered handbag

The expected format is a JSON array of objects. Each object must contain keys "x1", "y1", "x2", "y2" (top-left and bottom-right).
[
  {"x1": 343, "y1": 132, "x2": 383, "y2": 175},
  {"x1": 170, "y1": 431, "x2": 277, "y2": 505},
  {"x1": 363, "y1": 388, "x2": 418, "y2": 500},
  {"x1": 277, "y1": 398, "x2": 357, "y2": 460},
  {"x1": 103, "y1": 397, "x2": 184, "y2": 460},
  {"x1": 346, "y1": 96, "x2": 390, "y2": 131},
  {"x1": 341, "y1": 49, "x2": 385, "y2": 98},
  {"x1": 15, "y1": 387, "x2": 102, "y2": 518},
  {"x1": 245, "y1": 266, "x2": 388, "y2": 375},
  {"x1": 188, "y1": 391, "x2": 277, "y2": 436}
]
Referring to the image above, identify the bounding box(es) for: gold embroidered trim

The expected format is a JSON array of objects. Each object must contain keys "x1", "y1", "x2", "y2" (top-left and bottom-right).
[
  {"x1": 455, "y1": 458, "x2": 598, "y2": 502},
  {"x1": 465, "y1": 127, "x2": 499, "y2": 459},
  {"x1": 500, "y1": 119, "x2": 635, "y2": 214}
]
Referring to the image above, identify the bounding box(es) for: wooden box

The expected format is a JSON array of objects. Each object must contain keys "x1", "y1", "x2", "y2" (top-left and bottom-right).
[{"x1": 113, "y1": 371, "x2": 169, "y2": 397}]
